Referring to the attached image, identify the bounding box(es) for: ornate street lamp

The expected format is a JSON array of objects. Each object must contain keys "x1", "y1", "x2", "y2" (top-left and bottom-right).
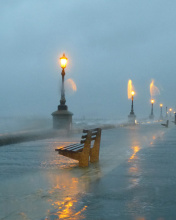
[
  {"x1": 165, "y1": 106, "x2": 168, "y2": 118},
  {"x1": 60, "y1": 53, "x2": 68, "y2": 69},
  {"x1": 160, "y1": 104, "x2": 163, "y2": 120},
  {"x1": 130, "y1": 90, "x2": 135, "y2": 114},
  {"x1": 52, "y1": 53, "x2": 73, "y2": 130},
  {"x1": 58, "y1": 53, "x2": 68, "y2": 110},
  {"x1": 169, "y1": 108, "x2": 172, "y2": 117},
  {"x1": 149, "y1": 99, "x2": 155, "y2": 119},
  {"x1": 128, "y1": 90, "x2": 136, "y2": 124}
]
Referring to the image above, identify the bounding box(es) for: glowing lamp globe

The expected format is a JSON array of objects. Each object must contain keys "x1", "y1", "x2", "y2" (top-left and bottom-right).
[
  {"x1": 169, "y1": 108, "x2": 172, "y2": 112},
  {"x1": 60, "y1": 53, "x2": 68, "y2": 69},
  {"x1": 160, "y1": 104, "x2": 163, "y2": 107},
  {"x1": 151, "y1": 99, "x2": 155, "y2": 104},
  {"x1": 131, "y1": 91, "x2": 135, "y2": 96}
]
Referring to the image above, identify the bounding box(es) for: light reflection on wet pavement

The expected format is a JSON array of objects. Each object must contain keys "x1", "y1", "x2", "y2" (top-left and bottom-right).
[
  {"x1": 76, "y1": 125, "x2": 176, "y2": 220},
  {"x1": 1, "y1": 123, "x2": 176, "y2": 220}
]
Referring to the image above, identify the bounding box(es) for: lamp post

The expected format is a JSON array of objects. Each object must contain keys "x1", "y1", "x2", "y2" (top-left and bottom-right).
[
  {"x1": 52, "y1": 53, "x2": 73, "y2": 130},
  {"x1": 131, "y1": 90, "x2": 135, "y2": 114},
  {"x1": 169, "y1": 108, "x2": 172, "y2": 118},
  {"x1": 149, "y1": 99, "x2": 155, "y2": 120},
  {"x1": 165, "y1": 106, "x2": 168, "y2": 119},
  {"x1": 128, "y1": 90, "x2": 136, "y2": 124},
  {"x1": 58, "y1": 53, "x2": 68, "y2": 110},
  {"x1": 160, "y1": 104, "x2": 163, "y2": 120}
]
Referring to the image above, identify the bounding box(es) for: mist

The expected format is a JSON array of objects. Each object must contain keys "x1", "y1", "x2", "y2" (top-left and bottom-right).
[{"x1": 1, "y1": 0, "x2": 176, "y2": 120}]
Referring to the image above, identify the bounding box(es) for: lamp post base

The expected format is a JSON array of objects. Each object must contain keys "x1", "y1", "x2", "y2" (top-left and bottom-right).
[
  {"x1": 52, "y1": 110, "x2": 73, "y2": 130},
  {"x1": 128, "y1": 112, "x2": 136, "y2": 124}
]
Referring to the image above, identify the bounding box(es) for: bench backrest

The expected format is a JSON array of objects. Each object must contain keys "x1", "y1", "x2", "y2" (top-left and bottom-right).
[{"x1": 80, "y1": 128, "x2": 101, "y2": 144}]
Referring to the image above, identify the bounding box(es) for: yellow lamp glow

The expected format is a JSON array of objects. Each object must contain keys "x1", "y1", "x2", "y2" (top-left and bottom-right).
[
  {"x1": 151, "y1": 99, "x2": 155, "y2": 104},
  {"x1": 169, "y1": 108, "x2": 172, "y2": 112},
  {"x1": 131, "y1": 91, "x2": 135, "y2": 96},
  {"x1": 60, "y1": 53, "x2": 68, "y2": 69},
  {"x1": 160, "y1": 104, "x2": 163, "y2": 107}
]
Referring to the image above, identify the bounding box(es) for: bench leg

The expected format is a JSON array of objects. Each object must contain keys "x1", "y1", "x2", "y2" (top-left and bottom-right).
[
  {"x1": 90, "y1": 131, "x2": 101, "y2": 163},
  {"x1": 79, "y1": 152, "x2": 89, "y2": 167},
  {"x1": 79, "y1": 133, "x2": 92, "y2": 167},
  {"x1": 90, "y1": 143, "x2": 100, "y2": 163}
]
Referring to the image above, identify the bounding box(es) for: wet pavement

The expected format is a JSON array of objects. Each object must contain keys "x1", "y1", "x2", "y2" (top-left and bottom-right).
[
  {"x1": 0, "y1": 123, "x2": 175, "y2": 220},
  {"x1": 76, "y1": 125, "x2": 176, "y2": 220}
]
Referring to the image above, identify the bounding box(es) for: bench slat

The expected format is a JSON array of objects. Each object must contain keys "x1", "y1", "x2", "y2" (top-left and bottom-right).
[
  {"x1": 81, "y1": 132, "x2": 98, "y2": 139},
  {"x1": 91, "y1": 136, "x2": 96, "y2": 141},
  {"x1": 64, "y1": 144, "x2": 84, "y2": 151},
  {"x1": 80, "y1": 136, "x2": 96, "y2": 144},
  {"x1": 83, "y1": 128, "x2": 99, "y2": 133},
  {"x1": 81, "y1": 134, "x2": 87, "y2": 139},
  {"x1": 71, "y1": 146, "x2": 84, "y2": 152},
  {"x1": 58, "y1": 145, "x2": 84, "y2": 153},
  {"x1": 59, "y1": 143, "x2": 80, "y2": 150},
  {"x1": 80, "y1": 139, "x2": 85, "y2": 144},
  {"x1": 57, "y1": 144, "x2": 83, "y2": 151},
  {"x1": 55, "y1": 143, "x2": 81, "y2": 151}
]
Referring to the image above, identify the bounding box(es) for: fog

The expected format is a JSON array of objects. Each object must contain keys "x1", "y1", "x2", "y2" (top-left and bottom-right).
[{"x1": 1, "y1": 0, "x2": 176, "y2": 120}]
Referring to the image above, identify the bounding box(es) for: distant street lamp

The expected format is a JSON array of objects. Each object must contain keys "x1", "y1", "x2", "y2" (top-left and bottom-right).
[
  {"x1": 169, "y1": 108, "x2": 172, "y2": 117},
  {"x1": 149, "y1": 99, "x2": 155, "y2": 119},
  {"x1": 131, "y1": 91, "x2": 135, "y2": 114},
  {"x1": 160, "y1": 104, "x2": 163, "y2": 120},
  {"x1": 165, "y1": 106, "x2": 168, "y2": 119},
  {"x1": 58, "y1": 53, "x2": 68, "y2": 110},
  {"x1": 128, "y1": 90, "x2": 136, "y2": 124}
]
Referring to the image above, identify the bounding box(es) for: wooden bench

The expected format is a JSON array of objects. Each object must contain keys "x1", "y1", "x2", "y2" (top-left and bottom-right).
[
  {"x1": 161, "y1": 120, "x2": 169, "y2": 128},
  {"x1": 55, "y1": 128, "x2": 101, "y2": 167}
]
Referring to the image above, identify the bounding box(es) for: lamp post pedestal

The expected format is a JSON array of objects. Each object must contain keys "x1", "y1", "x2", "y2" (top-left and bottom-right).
[
  {"x1": 128, "y1": 112, "x2": 136, "y2": 124},
  {"x1": 52, "y1": 110, "x2": 73, "y2": 130}
]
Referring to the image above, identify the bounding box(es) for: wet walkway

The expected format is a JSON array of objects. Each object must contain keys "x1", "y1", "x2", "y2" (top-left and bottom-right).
[
  {"x1": 77, "y1": 125, "x2": 176, "y2": 220},
  {"x1": 0, "y1": 123, "x2": 175, "y2": 220}
]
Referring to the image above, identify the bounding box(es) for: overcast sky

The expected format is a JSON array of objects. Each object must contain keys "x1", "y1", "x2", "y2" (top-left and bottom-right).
[{"x1": 0, "y1": 0, "x2": 176, "y2": 119}]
